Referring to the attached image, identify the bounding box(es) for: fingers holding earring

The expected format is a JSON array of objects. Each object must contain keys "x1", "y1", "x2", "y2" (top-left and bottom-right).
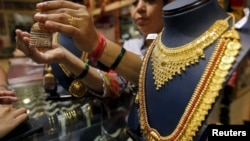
[
  {"x1": 15, "y1": 38, "x2": 30, "y2": 56},
  {"x1": 15, "y1": 30, "x2": 35, "y2": 57}
]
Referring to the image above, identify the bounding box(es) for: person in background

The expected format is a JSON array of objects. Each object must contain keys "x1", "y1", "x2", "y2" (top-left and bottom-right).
[
  {"x1": 124, "y1": 0, "x2": 167, "y2": 58},
  {"x1": 0, "y1": 66, "x2": 28, "y2": 139}
]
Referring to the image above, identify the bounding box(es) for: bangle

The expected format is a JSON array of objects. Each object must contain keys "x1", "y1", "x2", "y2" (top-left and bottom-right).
[
  {"x1": 90, "y1": 33, "x2": 106, "y2": 63},
  {"x1": 110, "y1": 48, "x2": 126, "y2": 70},
  {"x1": 73, "y1": 63, "x2": 89, "y2": 79},
  {"x1": 97, "y1": 69, "x2": 107, "y2": 98},
  {"x1": 89, "y1": 69, "x2": 108, "y2": 98}
]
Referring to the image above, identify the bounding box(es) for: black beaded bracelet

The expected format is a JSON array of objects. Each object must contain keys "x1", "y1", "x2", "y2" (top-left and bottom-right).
[
  {"x1": 110, "y1": 47, "x2": 126, "y2": 70},
  {"x1": 73, "y1": 63, "x2": 89, "y2": 79}
]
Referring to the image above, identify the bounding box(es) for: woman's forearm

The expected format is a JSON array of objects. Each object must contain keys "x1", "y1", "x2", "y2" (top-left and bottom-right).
[
  {"x1": 61, "y1": 49, "x2": 104, "y2": 93},
  {"x1": 98, "y1": 39, "x2": 142, "y2": 84}
]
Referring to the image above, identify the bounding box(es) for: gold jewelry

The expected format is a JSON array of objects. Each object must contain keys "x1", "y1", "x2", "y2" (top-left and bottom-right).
[
  {"x1": 81, "y1": 103, "x2": 93, "y2": 127},
  {"x1": 69, "y1": 80, "x2": 88, "y2": 98},
  {"x1": 48, "y1": 116, "x2": 56, "y2": 135},
  {"x1": 52, "y1": 32, "x2": 89, "y2": 98},
  {"x1": 64, "y1": 110, "x2": 78, "y2": 125},
  {"x1": 137, "y1": 14, "x2": 241, "y2": 140},
  {"x1": 152, "y1": 16, "x2": 231, "y2": 90},
  {"x1": 30, "y1": 22, "x2": 52, "y2": 52},
  {"x1": 43, "y1": 64, "x2": 57, "y2": 91},
  {"x1": 59, "y1": 64, "x2": 72, "y2": 77},
  {"x1": 67, "y1": 16, "x2": 77, "y2": 27}
]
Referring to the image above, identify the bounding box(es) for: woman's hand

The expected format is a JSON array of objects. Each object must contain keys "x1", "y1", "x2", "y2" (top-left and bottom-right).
[
  {"x1": 0, "y1": 90, "x2": 18, "y2": 104},
  {"x1": 34, "y1": 0, "x2": 99, "y2": 53},
  {"x1": 0, "y1": 105, "x2": 28, "y2": 139},
  {"x1": 15, "y1": 29, "x2": 67, "y2": 64}
]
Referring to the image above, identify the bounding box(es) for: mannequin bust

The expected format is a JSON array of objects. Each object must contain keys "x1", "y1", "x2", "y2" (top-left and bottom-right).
[{"x1": 135, "y1": 0, "x2": 250, "y2": 140}]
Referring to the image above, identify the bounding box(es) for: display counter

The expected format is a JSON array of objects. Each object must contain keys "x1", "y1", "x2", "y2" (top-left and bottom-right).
[{"x1": 1, "y1": 57, "x2": 132, "y2": 141}]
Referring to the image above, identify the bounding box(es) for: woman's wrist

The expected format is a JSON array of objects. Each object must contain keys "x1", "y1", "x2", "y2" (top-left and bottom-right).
[
  {"x1": 61, "y1": 48, "x2": 89, "y2": 78},
  {"x1": 73, "y1": 63, "x2": 89, "y2": 79},
  {"x1": 89, "y1": 33, "x2": 106, "y2": 63},
  {"x1": 60, "y1": 47, "x2": 72, "y2": 64},
  {"x1": 89, "y1": 31, "x2": 100, "y2": 52}
]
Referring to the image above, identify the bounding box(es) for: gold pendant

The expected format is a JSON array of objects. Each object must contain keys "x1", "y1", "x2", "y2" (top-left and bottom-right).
[
  {"x1": 43, "y1": 65, "x2": 57, "y2": 91},
  {"x1": 69, "y1": 80, "x2": 88, "y2": 98}
]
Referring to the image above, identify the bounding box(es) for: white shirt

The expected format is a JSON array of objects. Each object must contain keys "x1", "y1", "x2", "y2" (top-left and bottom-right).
[{"x1": 123, "y1": 38, "x2": 146, "y2": 60}]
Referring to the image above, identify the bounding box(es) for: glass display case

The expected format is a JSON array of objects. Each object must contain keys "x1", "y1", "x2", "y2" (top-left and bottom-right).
[{"x1": 2, "y1": 57, "x2": 132, "y2": 141}]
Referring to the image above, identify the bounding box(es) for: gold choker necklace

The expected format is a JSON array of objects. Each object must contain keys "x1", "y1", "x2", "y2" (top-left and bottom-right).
[{"x1": 152, "y1": 16, "x2": 231, "y2": 90}]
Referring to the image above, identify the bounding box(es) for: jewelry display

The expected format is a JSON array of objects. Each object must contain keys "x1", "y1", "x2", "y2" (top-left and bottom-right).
[
  {"x1": 48, "y1": 115, "x2": 56, "y2": 135},
  {"x1": 57, "y1": 113, "x2": 67, "y2": 136},
  {"x1": 81, "y1": 103, "x2": 93, "y2": 127},
  {"x1": 137, "y1": 14, "x2": 241, "y2": 141},
  {"x1": 63, "y1": 110, "x2": 78, "y2": 125},
  {"x1": 152, "y1": 16, "x2": 231, "y2": 90},
  {"x1": 43, "y1": 32, "x2": 89, "y2": 98},
  {"x1": 56, "y1": 104, "x2": 92, "y2": 135}
]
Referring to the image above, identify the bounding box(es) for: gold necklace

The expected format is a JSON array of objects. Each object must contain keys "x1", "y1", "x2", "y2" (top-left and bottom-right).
[
  {"x1": 152, "y1": 16, "x2": 231, "y2": 90},
  {"x1": 137, "y1": 14, "x2": 241, "y2": 141},
  {"x1": 54, "y1": 32, "x2": 89, "y2": 98}
]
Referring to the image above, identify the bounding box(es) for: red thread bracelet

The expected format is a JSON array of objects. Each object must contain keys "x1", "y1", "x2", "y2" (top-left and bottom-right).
[{"x1": 90, "y1": 33, "x2": 106, "y2": 63}]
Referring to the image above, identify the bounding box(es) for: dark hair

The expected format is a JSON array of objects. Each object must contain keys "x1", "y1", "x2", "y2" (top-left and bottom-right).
[
  {"x1": 164, "y1": 0, "x2": 173, "y2": 5},
  {"x1": 163, "y1": 0, "x2": 168, "y2": 3}
]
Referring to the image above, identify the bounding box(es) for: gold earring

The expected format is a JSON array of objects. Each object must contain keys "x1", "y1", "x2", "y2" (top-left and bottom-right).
[{"x1": 43, "y1": 64, "x2": 57, "y2": 92}]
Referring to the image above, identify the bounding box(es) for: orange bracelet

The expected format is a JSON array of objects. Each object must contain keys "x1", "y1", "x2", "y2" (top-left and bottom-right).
[{"x1": 90, "y1": 33, "x2": 106, "y2": 63}]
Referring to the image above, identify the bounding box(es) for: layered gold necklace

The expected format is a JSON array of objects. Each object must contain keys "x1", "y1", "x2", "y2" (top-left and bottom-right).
[
  {"x1": 137, "y1": 14, "x2": 242, "y2": 141},
  {"x1": 152, "y1": 16, "x2": 231, "y2": 90}
]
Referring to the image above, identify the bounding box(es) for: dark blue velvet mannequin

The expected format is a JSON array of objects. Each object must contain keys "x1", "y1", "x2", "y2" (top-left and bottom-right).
[
  {"x1": 128, "y1": 0, "x2": 250, "y2": 140},
  {"x1": 50, "y1": 34, "x2": 82, "y2": 92}
]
